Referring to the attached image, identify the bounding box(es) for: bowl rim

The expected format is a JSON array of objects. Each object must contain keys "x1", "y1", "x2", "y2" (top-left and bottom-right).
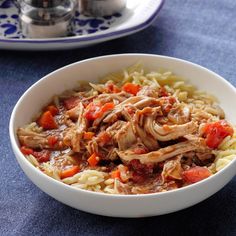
[{"x1": 9, "y1": 53, "x2": 236, "y2": 199}]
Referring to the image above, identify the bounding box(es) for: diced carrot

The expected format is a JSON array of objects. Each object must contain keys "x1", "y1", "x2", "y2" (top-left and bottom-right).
[
  {"x1": 111, "y1": 169, "x2": 121, "y2": 180},
  {"x1": 60, "y1": 166, "x2": 80, "y2": 179},
  {"x1": 47, "y1": 136, "x2": 58, "y2": 148},
  {"x1": 46, "y1": 105, "x2": 59, "y2": 116},
  {"x1": 38, "y1": 111, "x2": 58, "y2": 130},
  {"x1": 101, "y1": 103, "x2": 114, "y2": 113},
  {"x1": 122, "y1": 83, "x2": 141, "y2": 95},
  {"x1": 87, "y1": 153, "x2": 100, "y2": 167},
  {"x1": 83, "y1": 132, "x2": 95, "y2": 140},
  {"x1": 20, "y1": 146, "x2": 34, "y2": 156}
]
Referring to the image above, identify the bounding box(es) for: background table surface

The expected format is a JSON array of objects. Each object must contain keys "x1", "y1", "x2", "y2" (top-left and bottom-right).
[{"x1": 1, "y1": 0, "x2": 236, "y2": 235}]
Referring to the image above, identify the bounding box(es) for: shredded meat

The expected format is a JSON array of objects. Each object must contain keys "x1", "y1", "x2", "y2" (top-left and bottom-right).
[
  {"x1": 137, "y1": 85, "x2": 159, "y2": 98},
  {"x1": 134, "y1": 123, "x2": 159, "y2": 151},
  {"x1": 115, "y1": 122, "x2": 136, "y2": 150},
  {"x1": 103, "y1": 96, "x2": 144, "y2": 123},
  {"x1": 18, "y1": 126, "x2": 64, "y2": 150},
  {"x1": 135, "y1": 107, "x2": 198, "y2": 141},
  {"x1": 86, "y1": 139, "x2": 99, "y2": 155},
  {"x1": 18, "y1": 128, "x2": 48, "y2": 149},
  {"x1": 63, "y1": 102, "x2": 87, "y2": 152},
  {"x1": 66, "y1": 104, "x2": 84, "y2": 120},
  {"x1": 89, "y1": 83, "x2": 105, "y2": 93},
  {"x1": 145, "y1": 119, "x2": 198, "y2": 141},
  {"x1": 117, "y1": 137, "x2": 207, "y2": 165},
  {"x1": 161, "y1": 155, "x2": 183, "y2": 181},
  {"x1": 167, "y1": 104, "x2": 191, "y2": 124},
  {"x1": 106, "y1": 147, "x2": 119, "y2": 161},
  {"x1": 133, "y1": 97, "x2": 161, "y2": 109},
  {"x1": 106, "y1": 120, "x2": 127, "y2": 137},
  {"x1": 98, "y1": 91, "x2": 131, "y2": 103}
]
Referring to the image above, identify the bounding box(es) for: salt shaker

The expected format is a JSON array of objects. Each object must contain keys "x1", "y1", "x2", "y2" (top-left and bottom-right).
[
  {"x1": 79, "y1": 0, "x2": 127, "y2": 17},
  {"x1": 17, "y1": 0, "x2": 77, "y2": 38}
]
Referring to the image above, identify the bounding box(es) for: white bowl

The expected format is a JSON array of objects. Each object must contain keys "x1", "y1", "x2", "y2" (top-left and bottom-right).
[{"x1": 9, "y1": 54, "x2": 236, "y2": 217}]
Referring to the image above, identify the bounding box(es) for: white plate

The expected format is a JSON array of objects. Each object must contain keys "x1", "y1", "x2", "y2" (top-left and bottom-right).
[{"x1": 0, "y1": 0, "x2": 164, "y2": 50}]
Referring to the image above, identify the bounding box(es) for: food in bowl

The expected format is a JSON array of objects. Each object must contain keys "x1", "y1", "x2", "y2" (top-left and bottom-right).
[{"x1": 17, "y1": 64, "x2": 236, "y2": 195}]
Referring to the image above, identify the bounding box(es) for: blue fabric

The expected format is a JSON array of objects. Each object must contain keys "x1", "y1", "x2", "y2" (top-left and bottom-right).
[{"x1": 1, "y1": 0, "x2": 236, "y2": 235}]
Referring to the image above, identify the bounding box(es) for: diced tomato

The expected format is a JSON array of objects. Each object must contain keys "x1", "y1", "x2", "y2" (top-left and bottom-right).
[
  {"x1": 98, "y1": 131, "x2": 111, "y2": 145},
  {"x1": 133, "y1": 147, "x2": 148, "y2": 154},
  {"x1": 84, "y1": 102, "x2": 114, "y2": 121},
  {"x1": 21, "y1": 146, "x2": 51, "y2": 163},
  {"x1": 63, "y1": 97, "x2": 81, "y2": 110},
  {"x1": 82, "y1": 100, "x2": 90, "y2": 108},
  {"x1": 122, "y1": 83, "x2": 141, "y2": 95},
  {"x1": 60, "y1": 166, "x2": 80, "y2": 179},
  {"x1": 159, "y1": 87, "x2": 169, "y2": 97},
  {"x1": 106, "y1": 83, "x2": 121, "y2": 93},
  {"x1": 33, "y1": 150, "x2": 51, "y2": 163},
  {"x1": 126, "y1": 106, "x2": 135, "y2": 115},
  {"x1": 20, "y1": 146, "x2": 34, "y2": 156},
  {"x1": 163, "y1": 105, "x2": 171, "y2": 114},
  {"x1": 160, "y1": 97, "x2": 176, "y2": 113},
  {"x1": 38, "y1": 111, "x2": 58, "y2": 130},
  {"x1": 158, "y1": 162, "x2": 165, "y2": 169},
  {"x1": 84, "y1": 102, "x2": 102, "y2": 120},
  {"x1": 47, "y1": 136, "x2": 58, "y2": 148},
  {"x1": 129, "y1": 160, "x2": 153, "y2": 183},
  {"x1": 132, "y1": 172, "x2": 146, "y2": 183},
  {"x1": 182, "y1": 166, "x2": 211, "y2": 184},
  {"x1": 168, "y1": 97, "x2": 177, "y2": 104},
  {"x1": 160, "y1": 96, "x2": 176, "y2": 104},
  {"x1": 46, "y1": 105, "x2": 59, "y2": 116},
  {"x1": 87, "y1": 153, "x2": 100, "y2": 167},
  {"x1": 129, "y1": 159, "x2": 153, "y2": 175},
  {"x1": 202, "y1": 120, "x2": 234, "y2": 149}
]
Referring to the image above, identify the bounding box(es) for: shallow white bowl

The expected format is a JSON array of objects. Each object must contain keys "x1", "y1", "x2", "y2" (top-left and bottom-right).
[{"x1": 9, "y1": 54, "x2": 236, "y2": 217}]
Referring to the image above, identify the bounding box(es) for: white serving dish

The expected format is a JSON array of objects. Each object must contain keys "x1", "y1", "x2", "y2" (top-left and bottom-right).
[
  {"x1": 0, "y1": 0, "x2": 164, "y2": 50},
  {"x1": 9, "y1": 54, "x2": 236, "y2": 217}
]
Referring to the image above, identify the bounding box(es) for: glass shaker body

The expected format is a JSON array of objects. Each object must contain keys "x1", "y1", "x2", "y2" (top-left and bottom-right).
[{"x1": 17, "y1": 0, "x2": 77, "y2": 38}]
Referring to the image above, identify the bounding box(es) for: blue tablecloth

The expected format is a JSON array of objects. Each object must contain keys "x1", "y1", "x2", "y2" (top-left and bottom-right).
[{"x1": 1, "y1": 0, "x2": 236, "y2": 235}]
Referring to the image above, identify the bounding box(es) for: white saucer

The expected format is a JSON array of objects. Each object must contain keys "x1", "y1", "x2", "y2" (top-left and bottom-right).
[{"x1": 0, "y1": 0, "x2": 164, "y2": 50}]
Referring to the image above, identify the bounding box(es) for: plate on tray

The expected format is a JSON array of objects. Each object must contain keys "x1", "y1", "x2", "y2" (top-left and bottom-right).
[{"x1": 0, "y1": 0, "x2": 164, "y2": 50}]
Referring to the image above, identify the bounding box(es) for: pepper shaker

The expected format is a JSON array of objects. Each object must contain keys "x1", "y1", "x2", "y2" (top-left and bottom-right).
[
  {"x1": 17, "y1": 0, "x2": 77, "y2": 38},
  {"x1": 79, "y1": 0, "x2": 127, "y2": 17}
]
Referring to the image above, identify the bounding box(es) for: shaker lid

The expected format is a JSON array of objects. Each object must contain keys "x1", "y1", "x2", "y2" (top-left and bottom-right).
[{"x1": 23, "y1": 0, "x2": 63, "y2": 8}]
